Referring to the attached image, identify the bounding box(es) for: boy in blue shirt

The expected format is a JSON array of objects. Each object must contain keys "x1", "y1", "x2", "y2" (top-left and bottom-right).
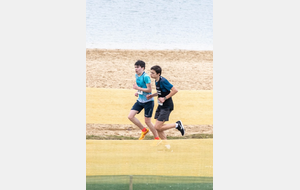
[
  {"x1": 128, "y1": 60, "x2": 160, "y2": 140},
  {"x1": 146, "y1": 65, "x2": 185, "y2": 142}
]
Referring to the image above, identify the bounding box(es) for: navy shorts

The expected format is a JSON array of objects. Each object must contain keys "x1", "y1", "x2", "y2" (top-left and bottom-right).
[
  {"x1": 131, "y1": 100, "x2": 154, "y2": 118},
  {"x1": 154, "y1": 106, "x2": 172, "y2": 122}
]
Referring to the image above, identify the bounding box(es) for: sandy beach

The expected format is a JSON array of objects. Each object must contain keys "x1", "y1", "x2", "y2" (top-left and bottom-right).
[{"x1": 86, "y1": 49, "x2": 213, "y2": 138}]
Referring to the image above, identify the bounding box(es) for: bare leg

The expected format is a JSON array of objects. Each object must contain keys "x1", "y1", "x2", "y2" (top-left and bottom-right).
[
  {"x1": 145, "y1": 117, "x2": 159, "y2": 138},
  {"x1": 160, "y1": 123, "x2": 176, "y2": 131},
  {"x1": 158, "y1": 131, "x2": 167, "y2": 140},
  {"x1": 128, "y1": 110, "x2": 144, "y2": 130},
  {"x1": 154, "y1": 120, "x2": 168, "y2": 140},
  {"x1": 154, "y1": 120, "x2": 178, "y2": 140}
]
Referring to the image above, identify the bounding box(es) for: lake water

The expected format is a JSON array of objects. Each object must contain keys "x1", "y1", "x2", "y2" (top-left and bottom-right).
[{"x1": 86, "y1": 0, "x2": 213, "y2": 50}]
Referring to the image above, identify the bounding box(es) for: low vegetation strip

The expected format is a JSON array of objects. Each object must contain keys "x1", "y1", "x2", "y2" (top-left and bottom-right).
[
  {"x1": 86, "y1": 134, "x2": 213, "y2": 140},
  {"x1": 86, "y1": 175, "x2": 213, "y2": 190}
]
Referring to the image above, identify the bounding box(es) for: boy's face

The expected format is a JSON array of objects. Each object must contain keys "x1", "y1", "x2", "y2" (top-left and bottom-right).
[
  {"x1": 135, "y1": 65, "x2": 144, "y2": 75},
  {"x1": 150, "y1": 69, "x2": 160, "y2": 79}
]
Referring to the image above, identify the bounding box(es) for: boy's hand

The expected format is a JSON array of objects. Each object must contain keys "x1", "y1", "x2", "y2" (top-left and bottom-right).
[
  {"x1": 135, "y1": 92, "x2": 138, "y2": 97},
  {"x1": 146, "y1": 94, "x2": 152, "y2": 99},
  {"x1": 133, "y1": 84, "x2": 139, "y2": 90},
  {"x1": 158, "y1": 97, "x2": 165, "y2": 103}
]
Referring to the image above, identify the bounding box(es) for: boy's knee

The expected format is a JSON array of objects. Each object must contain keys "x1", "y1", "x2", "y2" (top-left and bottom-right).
[
  {"x1": 145, "y1": 119, "x2": 152, "y2": 125},
  {"x1": 128, "y1": 115, "x2": 133, "y2": 120},
  {"x1": 155, "y1": 125, "x2": 162, "y2": 131}
]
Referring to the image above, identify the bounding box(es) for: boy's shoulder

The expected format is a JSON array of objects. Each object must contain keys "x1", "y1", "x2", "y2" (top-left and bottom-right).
[
  {"x1": 144, "y1": 72, "x2": 150, "y2": 77},
  {"x1": 160, "y1": 76, "x2": 169, "y2": 82},
  {"x1": 160, "y1": 77, "x2": 173, "y2": 87}
]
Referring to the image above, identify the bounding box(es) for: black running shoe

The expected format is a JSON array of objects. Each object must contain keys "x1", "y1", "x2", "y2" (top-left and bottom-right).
[{"x1": 176, "y1": 120, "x2": 185, "y2": 136}]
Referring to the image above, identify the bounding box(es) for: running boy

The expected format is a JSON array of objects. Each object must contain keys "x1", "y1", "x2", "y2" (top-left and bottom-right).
[
  {"x1": 128, "y1": 60, "x2": 160, "y2": 140},
  {"x1": 146, "y1": 65, "x2": 185, "y2": 140}
]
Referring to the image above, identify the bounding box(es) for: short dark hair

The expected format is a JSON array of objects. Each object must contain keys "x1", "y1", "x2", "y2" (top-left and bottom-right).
[
  {"x1": 134, "y1": 60, "x2": 145, "y2": 69},
  {"x1": 151, "y1": 65, "x2": 162, "y2": 76}
]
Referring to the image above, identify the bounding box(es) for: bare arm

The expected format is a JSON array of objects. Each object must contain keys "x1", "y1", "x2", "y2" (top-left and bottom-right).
[
  {"x1": 158, "y1": 86, "x2": 178, "y2": 103},
  {"x1": 133, "y1": 83, "x2": 152, "y2": 93},
  {"x1": 146, "y1": 92, "x2": 158, "y2": 100}
]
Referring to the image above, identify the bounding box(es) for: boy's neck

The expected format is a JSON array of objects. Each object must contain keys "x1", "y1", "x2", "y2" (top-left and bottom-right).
[
  {"x1": 137, "y1": 71, "x2": 145, "y2": 76},
  {"x1": 155, "y1": 76, "x2": 161, "y2": 82}
]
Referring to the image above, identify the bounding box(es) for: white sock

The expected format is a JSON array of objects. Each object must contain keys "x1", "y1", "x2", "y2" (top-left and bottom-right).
[{"x1": 175, "y1": 123, "x2": 178, "y2": 129}]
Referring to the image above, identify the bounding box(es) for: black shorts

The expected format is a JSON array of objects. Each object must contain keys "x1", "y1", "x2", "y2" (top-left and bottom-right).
[
  {"x1": 131, "y1": 100, "x2": 154, "y2": 118},
  {"x1": 154, "y1": 106, "x2": 172, "y2": 122}
]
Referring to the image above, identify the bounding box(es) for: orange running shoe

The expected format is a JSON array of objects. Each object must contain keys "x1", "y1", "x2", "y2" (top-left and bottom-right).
[{"x1": 139, "y1": 128, "x2": 149, "y2": 140}]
